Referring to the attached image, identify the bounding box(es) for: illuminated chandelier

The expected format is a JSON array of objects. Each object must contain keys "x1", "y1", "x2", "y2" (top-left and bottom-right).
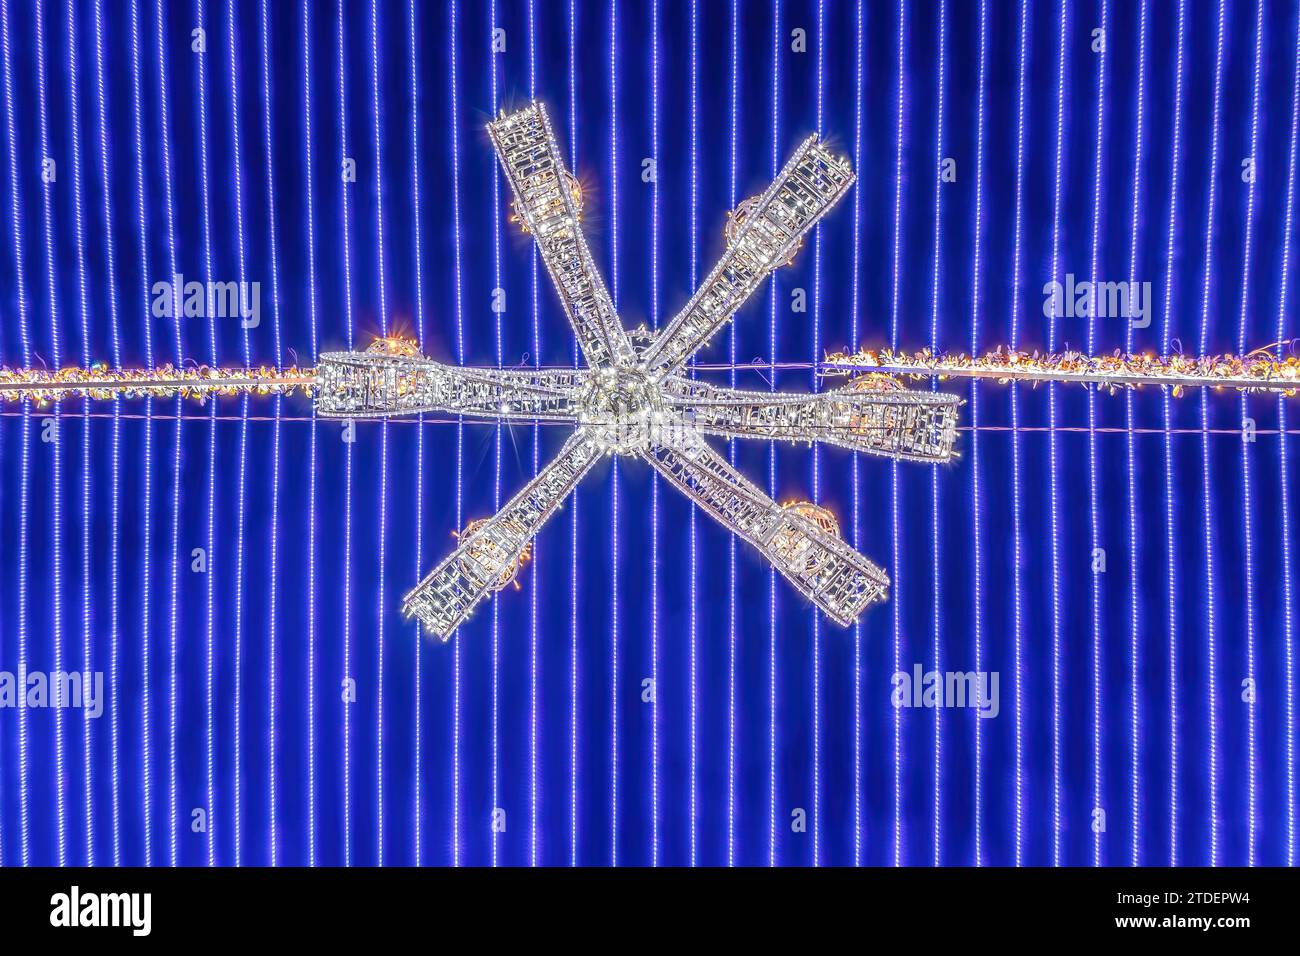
[{"x1": 315, "y1": 101, "x2": 960, "y2": 640}]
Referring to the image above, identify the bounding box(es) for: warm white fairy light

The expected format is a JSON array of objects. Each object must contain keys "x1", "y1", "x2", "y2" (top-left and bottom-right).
[
  {"x1": 6, "y1": 347, "x2": 1294, "y2": 417},
  {"x1": 823, "y1": 346, "x2": 1300, "y2": 396}
]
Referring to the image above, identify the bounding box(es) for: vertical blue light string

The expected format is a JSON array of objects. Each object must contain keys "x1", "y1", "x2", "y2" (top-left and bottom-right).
[
  {"x1": 1124, "y1": 0, "x2": 1149, "y2": 868},
  {"x1": 301, "y1": 0, "x2": 321, "y2": 868},
  {"x1": 34, "y1": 0, "x2": 68, "y2": 868},
  {"x1": 609, "y1": 0, "x2": 620, "y2": 868},
  {"x1": 408, "y1": 0, "x2": 426, "y2": 868},
  {"x1": 447, "y1": 0, "x2": 466, "y2": 868},
  {"x1": 811, "y1": 0, "x2": 825, "y2": 869},
  {"x1": 1236, "y1": 0, "x2": 1265, "y2": 866},
  {"x1": 91, "y1": 0, "x2": 123, "y2": 869},
  {"x1": 651, "y1": 0, "x2": 662, "y2": 868},
  {"x1": 849, "y1": 0, "x2": 865, "y2": 867},
  {"x1": 1046, "y1": 0, "x2": 1068, "y2": 866},
  {"x1": 152, "y1": 0, "x2": 184, "y2": 869},
  {"x1": 258, "y1": 0, "x2": 285, "y2": 867},
  {"x1": 929, "y1": 0, "x2": 946, "y2": 868},
  {"x1": 566, "y1": 0, "x2": 579, "y2": 868},
  {"x1": 1007, "y1": 0, "x2": 1030, "y2": 867},
  {"x1": 526, "y1": 0, "x2": 540, "y2": 869},
  {"x1": 888, "y1": 0, "x2": 906, "y2": 868},
  {"x1": 335, "y1": 0, "x2": 358, "y2": 867},
  {"x1": 487, "y1": 0, "x2": 502, "y2": 871},
  {"x1": 970, "y1": 0, "x2": 988, "y2": 868},
  {"x1": 1198, "y1": 0, "x2": 1227, "y2": 867},
  {"x1": 727, "y1": 0, "x2": 739, "y2": 869},
  {"x1": 0, "y1": 0, "x2": 32, "y2": 869},
  {"x1": 1160, "y1": 0, "x2": 1186, "y2": 868},
  {"x1": 64, "y1": 0, "x2": 97, "y2": 868},
  {"x1": 687, "y1": 0, "x2": 699, "y2": 869},
  {"x1": 1277, "y1": 0, "x2": 1300, "y2": 869},
  {"x1": 369, "y1": 0, "x2": 390, "y2": 868},
  {"x1": 1084, "y1": 0, "x2": 1109, "y2": 869},
  {"x1": 225, "y1": 0, "x2": 253, "y2": 868},
  {"x1": 128, "y1": 0, "x2": 153, "y2": 869},
  {"x1": 767, "y1": 0, "x2": 781, "y2": 870},
  {"x1": 193, "y1": 0, "x2": 219, "y2": 869}
]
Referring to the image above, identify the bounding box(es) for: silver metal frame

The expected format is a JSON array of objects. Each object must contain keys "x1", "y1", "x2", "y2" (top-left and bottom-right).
[{"x1": 316, "y1": 101, "x2": 961, "y2": 640}]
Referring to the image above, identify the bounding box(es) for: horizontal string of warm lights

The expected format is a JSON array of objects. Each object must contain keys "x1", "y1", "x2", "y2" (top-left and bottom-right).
[
  {"x1": 3, "y1": 342, "x2": 1299, "y2": 406},
  {"x1": 822, "y1": 345, "x2": 1300, "y2": 396},
  {"x1": 0, "y1": 363, "x2": 316, "y2": 404}
]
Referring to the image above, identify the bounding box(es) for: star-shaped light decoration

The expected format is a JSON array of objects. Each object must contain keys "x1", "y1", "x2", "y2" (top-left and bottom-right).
[{"x1": 316, "y1": 102, "x2": 960, "y2": 640}]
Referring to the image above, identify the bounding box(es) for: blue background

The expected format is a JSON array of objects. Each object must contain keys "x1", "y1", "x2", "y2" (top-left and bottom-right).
[{"x1": 0, "y1": 0, "x2": 1297, "y2": 866}]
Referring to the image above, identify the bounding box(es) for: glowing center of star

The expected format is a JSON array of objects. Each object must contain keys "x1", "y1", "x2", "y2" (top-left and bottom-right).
[{"x1": 576, "y1": 366, "x2": 664, "y2": 453}]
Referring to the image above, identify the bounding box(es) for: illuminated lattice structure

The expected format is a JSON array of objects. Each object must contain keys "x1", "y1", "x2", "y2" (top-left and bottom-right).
[
  {"x1": 0, "y1": 363, "x2": 315, "y2": 404},
  {"x1": 316, "y1": 102, "x2": 960, "y2": 639},
  {"x1": 316, "y1": 337, "x2": 584, "y2": 421},
  {"x1": 823, "y1": 345, "x2": 1300, "y2": 397}
]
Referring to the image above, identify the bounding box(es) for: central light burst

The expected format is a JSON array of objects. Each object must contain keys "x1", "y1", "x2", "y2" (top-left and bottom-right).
[
  {"x1": 315, "y1": 101, "x2": 961, "y2": 640},
  {"x1": 575, "y1": 367, "x2": 664, "y2": 453}
]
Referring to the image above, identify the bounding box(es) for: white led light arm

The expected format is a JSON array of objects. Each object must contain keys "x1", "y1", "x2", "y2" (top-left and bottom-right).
[
  {"x1": 660, "y1": 376, "x2": 961, "y2": 463},
  {"x1": 316, "y1": 350, "x2": 585, "y2": 422},
  {"x1": 639, "y1": 136, "x2": 855, "y2": 378},
  {"x1": 487, "y1": 102, "x2": 636, "y2": 370},
  {"x1": 401, "y1": 429, "x2": 602, "y2": 639},
  {"x1": 640, "y1": 438, "x2": 889, "y2": 625}
]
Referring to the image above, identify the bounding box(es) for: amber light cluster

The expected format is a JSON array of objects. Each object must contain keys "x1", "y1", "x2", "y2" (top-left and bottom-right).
[
  {"x1": 453, "y1": 517, "x2": 533, "y2": 593},
  {"x1": 0, "y1": 363, "x2": 317, "y2": 406},
  {"x1": 823, "y1": 345, "x2": 1300, "y2": 397}
]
